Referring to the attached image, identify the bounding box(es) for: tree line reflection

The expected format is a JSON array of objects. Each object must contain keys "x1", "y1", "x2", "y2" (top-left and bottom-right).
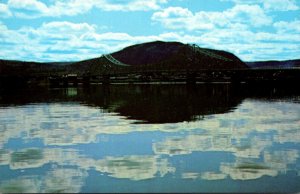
[{"x1": 1, "y1": 84, "x2": 299, "y2": 124}]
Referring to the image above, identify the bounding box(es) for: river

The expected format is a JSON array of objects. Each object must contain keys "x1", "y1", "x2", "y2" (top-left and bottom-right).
[{"x1": 0, "y1": 84, "x2": 299, "y2": 193}]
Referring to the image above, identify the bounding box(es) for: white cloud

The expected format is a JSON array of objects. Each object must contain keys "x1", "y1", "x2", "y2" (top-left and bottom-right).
[
  {"x1": 0, "y1": 18, "x2": 299, "y2": 62},
  {"x1": 0, "y1": 21, "x2": 98, "y2": 61},
  {"x1": 153, "y1": 6, "x2": 192, "y2": 18},
  {"x1": 7, "y1": 0, "x2": 48, "y2": 18},
  {"x1": 0, "y1": 21, "x2": 159, "y2": 61},
  {"x1": 150, "y1": 5, "x2": 300, "y2": 61},
  {"x1": 8, "y1": 0, "x2": 48, "y2": 12},
  {"x1": 0, "y1": 3, "x2": 12, "y2": 18},
  {"x1": 226, "y1": 4, "x2": 272, "y2": 27},
  {"x1": 222, "y1": 0, "x2": 299, "y2": 11},
  {"x1": 152, "y1": 7, "x2": 214, "y2": 30},
  {"x1": 263, "y1": 0, "x2": 298, "y2": 11},
  {"x1": 40, "y1": 21, "x2": 96, "y2": 35},
  {"x1": 47, "y1": 0, "x2": 94, "y2": 17},
  {"x1": 152, "y1": 5, "x2": 272, "y2": 31},
  {"x1": 274, "y1": 20, "x2": 300, "y2": 33},
  {"x1": 0, "y1": 21, "x2": 7, "y2": 31},
  {"x1": 4, "y1": 0, "x2": 168, "y2": 18},
  {"x1": 97, "y1": 0, "x2": 162, "y2": 11}
]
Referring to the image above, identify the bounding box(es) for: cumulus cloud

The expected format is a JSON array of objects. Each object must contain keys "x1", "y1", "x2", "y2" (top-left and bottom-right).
[
  {"x1": 0, "y1": 20, "x2": 299, "y2": 62},
  {"x1": 0, "y1": 0, "x2": 299, "y2": 61},
  {"x1": 0, "y1": 21, "x2": 135, "y2": 61},
  {"x1": 227, "y1": 4, "x2": 272, "y2": 26},
  {"x1": 152, "y1": 4, "x2": 272, "y2": 31},
  {"x1": 0, "y1": 7, "x2": 299, "y2": 63},
  {"x1": 150, "y1": 4, "x2": 300, "y2": 61},
  {"x1": 223, "y1": 0, "x2": 299, "y2": 11},
  {"x1": 8, "y1": 0, "x2": 48, "y2": 12},
  {"x1": 274, "y1": 20, "x2": 300, "y2": 33},
  {"x1": 40, "y1": 21, "x2": 96, "y2": 35},
  {"x1": 0, "y1": 20, "x2": 190, "y2": 62},
  {"x1": 263, "y1": 0, "x2": 299, "y2": 11},
  {"x1": 7, "y1": 0, "x2": 51, "y2": 18},
  {"x1": 4, "y1": 0, "x2": 168, "y2": 18},
  {"x1": 152, "y1": 7, "x2": 214, "y2": 30},
  {"x1": 0, "y1": 3, "x2": 12, "y2": 17},
  {"x1": 98, "y1": 0, "x2": 163, "y2": 11}
]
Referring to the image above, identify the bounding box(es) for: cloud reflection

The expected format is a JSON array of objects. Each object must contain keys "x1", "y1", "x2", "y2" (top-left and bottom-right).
[
  {"x1": 1, "y1": 99, "x2": 299, "y2": 149},
  {"x1": 0, "y1": 93, "x2": 300, "y2": 191},
  {"x1": 182, "y1": 172, "x2": 227, "y2": 180},
  {"x1": 94, "y1": 155, "x2": 175, "y2": 180},
  {"x1": 10, "y1": 148, "x2": 44, "y2": 170},
  {"x1": 0, "y1": 168, "x2": 87, "y2": 193},
  {"x1": 0, "y1": 147, "x2": 175, "y2": 182},
  {"x1": 152, "y1": 100, "x2": 300, "y2": 180},
  {"x1": 220, "y1": 162, "x2": 278, "y2": 180},
  {"x1": 153, "y1": 134, "x2": 272, "y2": 159},
  {"x1": 0, "y1": 176, "x2": 41, "y2": 193},
  {"x1": 43, "y1": 168, "x2": 88, "y2": 193}
]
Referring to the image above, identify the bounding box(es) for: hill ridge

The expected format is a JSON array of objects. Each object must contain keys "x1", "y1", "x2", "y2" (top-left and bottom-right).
[{"x1": 0, "y1": 41, "x2": 253, "y2": 76}]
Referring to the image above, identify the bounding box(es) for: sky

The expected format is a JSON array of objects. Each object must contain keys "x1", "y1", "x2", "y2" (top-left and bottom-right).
[{"x1": 0, "y1": 0, "x2": 299, "y2": 62}]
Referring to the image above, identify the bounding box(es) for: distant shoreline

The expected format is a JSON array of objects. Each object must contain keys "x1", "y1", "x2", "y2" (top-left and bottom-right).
[{"x1": 1, "y1": 68, "x2": 300, "y2": 88}]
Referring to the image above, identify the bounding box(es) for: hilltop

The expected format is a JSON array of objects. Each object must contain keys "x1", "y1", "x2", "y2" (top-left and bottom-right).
[
  {"x1": 1, "y1": 41, "x2": 251, "y2": 77},
  {"x1": 1, "y1": 41, "x2": 300, "y2": 86},
  {"x1": 69, "y1": 41, "x2": 247, "y2": 74},
  {"x1": 3, "y1": 41, "x2": 300, "y2": 78},
  {"x1": 112, "y1": 41, "x2": 245, "y2": 68}
]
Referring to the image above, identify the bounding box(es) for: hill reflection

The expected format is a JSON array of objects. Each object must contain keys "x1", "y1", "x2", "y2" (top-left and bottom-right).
[{"x1": 0, "y1": 84, "x2": 299, "y2": 124}]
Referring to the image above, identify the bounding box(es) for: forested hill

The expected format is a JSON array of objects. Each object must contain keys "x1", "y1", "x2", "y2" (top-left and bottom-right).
[
  {"x1": 1, "y1": 41, "x2": 250, "y2": 76},
  {"x1": 69, "y1": 41, "x2": 248, "y2": 74}
]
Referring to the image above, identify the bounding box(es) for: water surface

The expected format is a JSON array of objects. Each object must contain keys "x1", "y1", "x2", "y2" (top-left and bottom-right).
[{"x1": 0, "y1": 84, "x2": 299, "y2": 193}]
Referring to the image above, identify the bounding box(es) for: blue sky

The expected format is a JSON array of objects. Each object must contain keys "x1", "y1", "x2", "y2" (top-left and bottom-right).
[{"x1": 0, "y1": 0, "x2": 299, "y2": 62}]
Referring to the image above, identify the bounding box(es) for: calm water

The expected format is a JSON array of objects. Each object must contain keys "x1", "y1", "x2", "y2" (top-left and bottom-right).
[{"x1": 0, "y1": 84, "x2": 299, "y2": 193}]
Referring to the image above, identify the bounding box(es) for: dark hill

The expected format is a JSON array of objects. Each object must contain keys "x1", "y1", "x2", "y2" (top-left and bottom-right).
[
  {"x1": 69, "y1": 41, "x2": 247, "y2": 74},
  {"x1": 246, "y1": 59, "x2": 300, "y2": 69},
  {"x1": 112, "y1": 41, "x2": 185, "y2": 66},
  {"x1": 1, "y1": 41, "x2": 248, "y2": 76},
  {"x1": 0, "y1": 59, "x2": 72, "y2": 76},
  {"x1": 112, "y1": 41, "x2": 247, "y2": 69}
]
